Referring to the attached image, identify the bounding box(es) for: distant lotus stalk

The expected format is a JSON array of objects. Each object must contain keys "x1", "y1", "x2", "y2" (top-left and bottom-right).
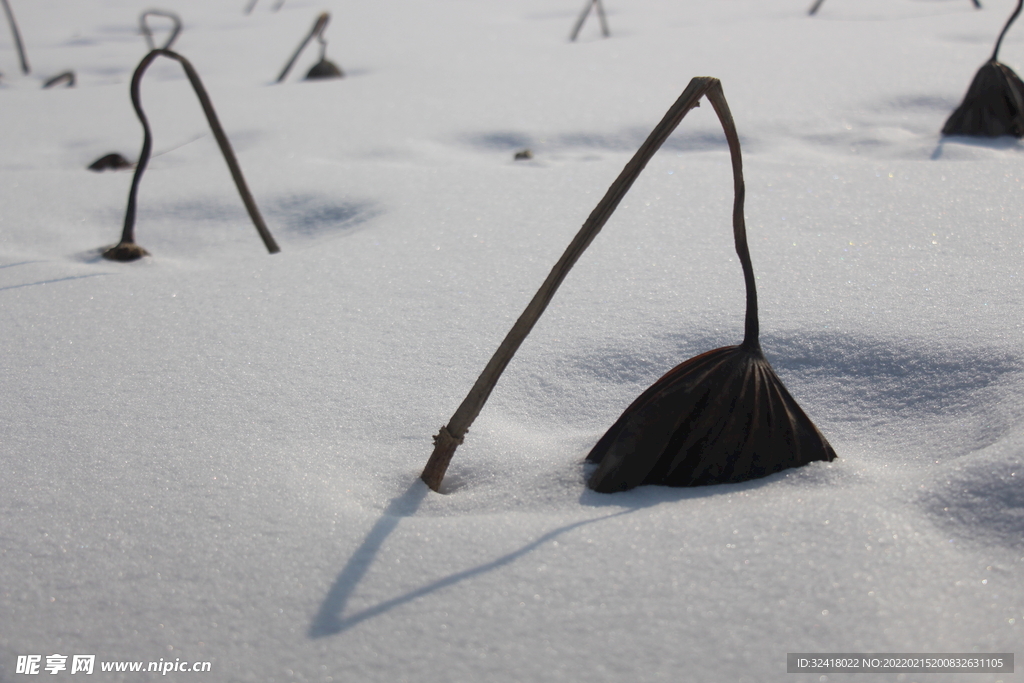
[
  {"x1": 1, "y1": 0, "x2": 29, "y2": 74},
  {"x1": 810, "y1": 0, "x2": 979, "y2": 15},
  {"x1": 102, "y1": 49, "x2": 280, "y2": 262},
  {"x1": 420, "y1": 77, "x2": 836, "y2": 493},
  {"x1": 244, "y1": 0, "x2": 284, "y2": 14},
  {"x1": 42, "y1": 71, "x2": 75, "y2": 89},
  {"x1": 570, "y1": 0, "x2": 610, "y2": 42},
  {"x1": 943, "y1": 0, "x2": 1024, "y2": 137},
  {"x1": 276, "y1": 12, "x2": 343, "y2": 82},
  {"x1": 139, "y1": 10, "x2": 182, "y2": 51}
]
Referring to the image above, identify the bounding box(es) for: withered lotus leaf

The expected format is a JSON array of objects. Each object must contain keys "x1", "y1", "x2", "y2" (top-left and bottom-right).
[
  {"x1": 943, "y1": 0, "x2": 1024, "y2": 137},
  {"x1": 586, "y1": 345, "x2": 836, "y2": 492}
]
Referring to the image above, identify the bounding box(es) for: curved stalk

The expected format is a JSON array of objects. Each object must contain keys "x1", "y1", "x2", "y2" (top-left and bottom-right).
[
  {"x1": 104, "y1": 49, "x2": 279, "y2": 261},
  {"x1": 421, "y1": 77, "x2": 753, "y2": 491},
  {"x1": 140, "y1": 10, "x2": 182, "y2": 51},
  {"x1": 1, "y1": 0, "x2": 29, "y2": 74},
  {"x1": 992, "y1": 0, "x2": 1023, "y2": 62}
]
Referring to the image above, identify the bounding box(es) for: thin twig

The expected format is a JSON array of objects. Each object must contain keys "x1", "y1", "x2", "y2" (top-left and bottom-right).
[
  {"x1": 421, "y1": 77, "x2": 739, "y2": 492},
  {"x1": 105, "y1": 49, "x2": 279, "y2": 260},
  {"x1": 140, "y1": 10, "x2": 182, "y2": 51},
  {"x1": 570, "y1": 0, "x2": 610, "y2": 41},
  {"x1": 276, "y1": 12, "x2": 329, "y2": 83},
  {"x1": 245, "y1": 0, "x2": 284, "y2": 13},
  {"x1": 595, "y1": 0, "x2": 610, "y2": 37},
  {"x1": 1, "y1": 0, "x2": 29, "y2": 74}
]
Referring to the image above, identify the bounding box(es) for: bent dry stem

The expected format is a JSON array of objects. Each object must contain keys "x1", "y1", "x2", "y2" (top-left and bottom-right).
[
  {"x1": 422, "y1": 77, "x2": 734, "y2": 492},
  {"x1": 276, "y1": 12, "x2": 331, "y2": 83},
  {"x1": 140, "y1": 10, "x2": 182, "y2": 51},
  {"x1": 103, "y1": 49, "x2": 279, "y2": 261},
  {"x1": 1, "y1": 0, "x2": 29, "y2": 74}
]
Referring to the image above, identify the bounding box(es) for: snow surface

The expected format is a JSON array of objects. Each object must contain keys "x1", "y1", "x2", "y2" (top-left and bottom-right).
[{"x1": 2, "y1": 0, "x2": 1023, "y2": 681}]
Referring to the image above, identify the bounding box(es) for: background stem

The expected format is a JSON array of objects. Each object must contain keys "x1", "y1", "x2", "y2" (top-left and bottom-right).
[
  {"x1": 1, "y1": 0, "x2": 29, "y2": 74},
  {"x1": 115, "y1": 49, "x2": 280, "y2": 255}
]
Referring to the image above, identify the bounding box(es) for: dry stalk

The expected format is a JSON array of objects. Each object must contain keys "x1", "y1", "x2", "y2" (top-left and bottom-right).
[
  {"x1": 140, "y1": 10, "x2": 182, "y2": 51},
  {"x1": 1, "y1": 0, "x2": 29, "y2": 74},
  {"x1": 421, "y1": 77, "x2": 726, "y2": 491},
  {"x1": 245, "y1": 0, "x2": 284, "y2": 14},
  {"x1": 276, "y1": 12, "x2": 331, "y2": 83},
  {"x1": 570, "y1": 0, "x2": 610, "y2": 41},
  {"x1": 103, "y1": 48, "x2": 280, "y2": 261}
]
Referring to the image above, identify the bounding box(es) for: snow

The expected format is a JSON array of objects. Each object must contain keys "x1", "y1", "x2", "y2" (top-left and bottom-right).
[{"x1": 1, "y1": 0, "x2": 1022, "y2": 680}]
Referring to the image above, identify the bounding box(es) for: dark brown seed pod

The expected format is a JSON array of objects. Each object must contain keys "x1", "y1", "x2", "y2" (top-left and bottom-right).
[{"x1": 943, "y1": 0, "x2": 1024, "y2": 137}]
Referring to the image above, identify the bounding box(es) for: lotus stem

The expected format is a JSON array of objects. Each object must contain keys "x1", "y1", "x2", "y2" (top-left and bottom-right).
[
  {"x1": 1, "y1": 0, "x2": 29, "y2": 74},
  {"x1": 992, "y1": 0, "x2": 1023, "y2": 62},
  {"x1": 104, "y1": 49, "x2": 280, "y2": 261},
  {"x1": 276, "y1": 12, "x2": 329, "y2": 83},
  {"x1": 570, "y1": 0, "x2": 610, "y2": 41},
  {"x1": 140, "y1": 10, "x2": 182, "y2": 51},
  {"x1": 420, "y1": 76, "x2": 751, "y2": 492},
  {"x1": 245, "y1": 0, "x2": 284, "y2": 13}
]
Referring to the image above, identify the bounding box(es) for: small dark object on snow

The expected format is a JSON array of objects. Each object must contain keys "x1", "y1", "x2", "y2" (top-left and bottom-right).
[
  {"x1": 305, "y1": 58, "x2": 343, "y2": 80},
  {"x1": 570, "y1": 0, "x2": 610, "y2": 41},
  {"x1": 943, "y1": 0, "x2": 1024, "y2": 137},
  {"x1": 420, "y1": 77, "x2": 836, "y2": 493},
  {"x1": 88, "y1": 153, "x2": 133, "y2": 172},
  {"x1": 514, "y1": 149, "x2": 533, "y2": 160},
  {"x1": 102, "y1": 48, "x2": 280, "y2": 262},
  {"x1": 42, "y1": 70, "x2": 74, "y2": 88},
  {"x1": 102, "y1": 242, "x2": 151, "y2": 262},
  {"x1": 277, "y1": 12, "x2": 343, "y2": 83}
]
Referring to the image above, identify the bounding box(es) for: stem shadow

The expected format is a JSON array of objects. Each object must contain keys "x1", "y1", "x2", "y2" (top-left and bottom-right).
[{"x1": 308, "y1": 481, "x2": 643, "y2": 638}]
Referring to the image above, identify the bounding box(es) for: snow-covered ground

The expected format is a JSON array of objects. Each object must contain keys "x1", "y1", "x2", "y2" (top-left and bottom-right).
[{"x1": 1, "y1": 0, "x2": 1022, "y2": 680}]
